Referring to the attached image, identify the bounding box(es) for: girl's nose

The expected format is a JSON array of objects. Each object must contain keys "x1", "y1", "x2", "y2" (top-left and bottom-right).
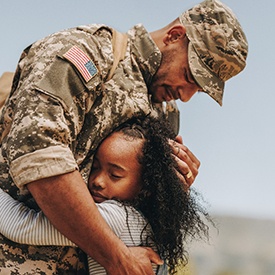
[{"x1": 90, "y1": 173, "x2": 106, "y2": 190}]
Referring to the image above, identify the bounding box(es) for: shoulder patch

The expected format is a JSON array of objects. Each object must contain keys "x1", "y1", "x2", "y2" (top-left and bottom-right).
[{"x1": 63, "y1": 46, "x2": 98, "y2": 82}]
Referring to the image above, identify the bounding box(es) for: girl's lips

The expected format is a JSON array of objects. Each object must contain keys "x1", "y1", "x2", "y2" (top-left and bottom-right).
[{"x1": 91, "y1": 191, "x2": 107, "y2": 202}]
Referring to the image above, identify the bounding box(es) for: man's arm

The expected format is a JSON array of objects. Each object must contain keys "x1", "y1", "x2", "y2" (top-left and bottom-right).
[{"x1": 27, "y1": 170, "x2": 162, "y2": 275}]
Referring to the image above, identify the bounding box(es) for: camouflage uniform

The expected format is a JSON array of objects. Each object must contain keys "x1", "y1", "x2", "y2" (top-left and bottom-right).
[{"x1": 0, "y1": 24, "x2": 178, "y2": 274}]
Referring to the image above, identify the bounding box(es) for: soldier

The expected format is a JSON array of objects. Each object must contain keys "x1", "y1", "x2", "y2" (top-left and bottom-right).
[{"x1": 0, "y1": 0, "x2": 248, "y2": 274}]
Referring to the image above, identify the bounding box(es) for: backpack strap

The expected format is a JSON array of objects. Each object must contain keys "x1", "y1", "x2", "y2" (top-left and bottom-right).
[
  {"x1": 0, "y1": 72, "x2": 14, "y2": 111},
  {"x1": 106, "y1": 29, "x2": 128, "y2": 81}
]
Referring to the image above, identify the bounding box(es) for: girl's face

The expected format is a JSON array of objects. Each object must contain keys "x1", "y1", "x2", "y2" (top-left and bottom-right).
[{"x1": 88, "y1": 131, "x2": 143, "y2": 203}]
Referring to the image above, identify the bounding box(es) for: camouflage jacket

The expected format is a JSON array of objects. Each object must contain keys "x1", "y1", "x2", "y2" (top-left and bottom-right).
[{"x1": 0, "y1": 24, "x2": 178, "y2": 274}]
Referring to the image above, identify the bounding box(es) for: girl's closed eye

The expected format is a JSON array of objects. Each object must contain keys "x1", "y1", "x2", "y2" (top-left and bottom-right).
[
  {"x1": 108, "y1": 163, "x2": 126, "y2": 180},
  {"x1": 109, "y1": 167, "x2": 125, "y2": 180},
  {"x1": 109, "y1": 170, "x2": 124, "y2": 180}
]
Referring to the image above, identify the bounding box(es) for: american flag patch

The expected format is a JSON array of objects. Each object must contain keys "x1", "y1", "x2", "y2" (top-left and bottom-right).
[{"x1": 63, "y1": 46, "x2": 98, "y2": 82}]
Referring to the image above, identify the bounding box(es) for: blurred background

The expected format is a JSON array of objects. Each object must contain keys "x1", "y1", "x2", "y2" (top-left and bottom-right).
[{"x1": 1, "y1": 1, "x2": 274, "y2": 274}]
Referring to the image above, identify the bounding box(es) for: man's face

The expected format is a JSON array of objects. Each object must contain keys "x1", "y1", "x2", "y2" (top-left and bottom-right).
[{"x1": 149, "y1": 41, "x2": 201, "y2": 103}]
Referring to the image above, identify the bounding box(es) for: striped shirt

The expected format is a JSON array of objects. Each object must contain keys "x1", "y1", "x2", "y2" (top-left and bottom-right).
[{"x1": 0, "y1": 189, "x2": 166, "y2": 274}]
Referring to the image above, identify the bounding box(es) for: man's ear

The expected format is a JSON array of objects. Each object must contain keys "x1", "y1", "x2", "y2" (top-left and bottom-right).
[{"x1": 163, "y1": 25, "x2": 186, "y2": 45}]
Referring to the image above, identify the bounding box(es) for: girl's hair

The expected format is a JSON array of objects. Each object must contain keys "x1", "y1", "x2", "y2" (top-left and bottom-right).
[{"x1": 114, "y1": 115, "x2": 212, "y2": 274}]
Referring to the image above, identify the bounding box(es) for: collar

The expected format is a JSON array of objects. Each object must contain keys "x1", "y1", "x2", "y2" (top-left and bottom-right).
[{"x1": 127, "y1": 24, "x2": 162, "y2": 85}]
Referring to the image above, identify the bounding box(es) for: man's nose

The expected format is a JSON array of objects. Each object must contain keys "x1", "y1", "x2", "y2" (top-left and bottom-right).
[{"x1": 178, "y1": 86, "x2": 198, "y2": 102}]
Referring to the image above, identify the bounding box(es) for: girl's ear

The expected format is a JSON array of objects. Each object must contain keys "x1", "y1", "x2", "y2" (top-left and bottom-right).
[{"x1": 163, "y1": 25, "x2": 187, "y2": 45}]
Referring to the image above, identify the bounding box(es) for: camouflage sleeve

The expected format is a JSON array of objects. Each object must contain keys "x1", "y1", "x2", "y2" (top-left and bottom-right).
[
  {"x1": 2, "y1": 88, "x2": 79, "y2": 188},
  {"x1": 10, "y1": 145, "x2": 78, "y2": 189},
  {"x1": 1, "y1": 31, "x2": 104, "y2": 188}
]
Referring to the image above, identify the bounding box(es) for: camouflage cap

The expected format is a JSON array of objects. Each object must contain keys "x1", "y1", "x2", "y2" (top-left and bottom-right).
[{"x1": 179, "y1": 0, "x2": 248, "y2": 105}]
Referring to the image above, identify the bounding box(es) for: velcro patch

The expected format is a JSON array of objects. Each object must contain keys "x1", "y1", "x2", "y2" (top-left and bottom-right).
[{"x1": 63, "y1": 46, "x2": 98, "y2": 82}]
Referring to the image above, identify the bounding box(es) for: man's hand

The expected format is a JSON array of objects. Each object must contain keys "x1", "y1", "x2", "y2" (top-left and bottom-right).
[
  {"x1": 106, "y1": 247, "x2": 163, "y2": 275},
  {"x1": 169, "y1": 135, "x2": 200, "y2": 189}
]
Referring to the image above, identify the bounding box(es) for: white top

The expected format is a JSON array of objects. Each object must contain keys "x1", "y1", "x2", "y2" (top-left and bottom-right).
[{"x1": 0, "y1": 189, "x2": 166, "y2": 274}]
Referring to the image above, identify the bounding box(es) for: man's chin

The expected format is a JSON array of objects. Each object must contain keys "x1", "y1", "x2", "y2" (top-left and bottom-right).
[
  {"x1": 150, "y1": 92, "x2": 164, "y2": 103},
  {"x1": 149, "y1": 87, "x2": 173, "y2": 103}
]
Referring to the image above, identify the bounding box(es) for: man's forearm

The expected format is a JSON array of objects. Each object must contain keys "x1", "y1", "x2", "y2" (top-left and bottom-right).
[{"x1": 27, "y1": 170, "x2": 130, "y2": 270}]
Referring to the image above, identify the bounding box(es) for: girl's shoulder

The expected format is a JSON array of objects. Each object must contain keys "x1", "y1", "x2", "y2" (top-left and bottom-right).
[{"x1": 97, "y1": 200, "x2": 150, "y2": 243}]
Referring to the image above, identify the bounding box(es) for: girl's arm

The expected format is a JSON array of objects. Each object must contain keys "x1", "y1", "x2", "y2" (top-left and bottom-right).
[
  {"x1": 0, "y1": 188, "x2": 76, "y2": 246},
  {"x1": 0, "y1": 188, "x2": 160, "y2": 274},
  {"x1": 0, "y1": 188, "x2": 143, "y2": 247}
]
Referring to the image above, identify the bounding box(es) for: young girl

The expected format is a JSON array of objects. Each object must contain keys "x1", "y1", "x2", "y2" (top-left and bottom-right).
[{"x1": 0, "y1": 116, "x2": 210, "y2": 274}]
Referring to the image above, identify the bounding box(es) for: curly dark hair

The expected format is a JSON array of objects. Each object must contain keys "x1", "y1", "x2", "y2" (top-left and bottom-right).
[{"x1": 114, "y1": 115, "x2": 212, "y2": 274}]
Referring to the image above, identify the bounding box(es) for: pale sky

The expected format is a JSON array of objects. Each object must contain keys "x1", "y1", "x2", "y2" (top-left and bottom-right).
[{"x1": 1, "y1": 0, "x2": 274, "y2": 220}]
